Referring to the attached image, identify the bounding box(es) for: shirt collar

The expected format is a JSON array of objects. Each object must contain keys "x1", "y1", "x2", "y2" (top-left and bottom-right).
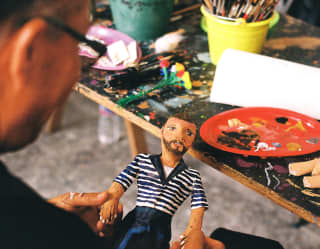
[{"x1": 149, "y1": 154, "x2": 188, "y2": 185}]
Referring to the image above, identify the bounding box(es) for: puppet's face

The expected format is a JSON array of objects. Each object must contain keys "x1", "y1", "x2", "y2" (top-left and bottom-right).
[{"x1": 162, "y1": 117, "x2": 197, "y2": 155}]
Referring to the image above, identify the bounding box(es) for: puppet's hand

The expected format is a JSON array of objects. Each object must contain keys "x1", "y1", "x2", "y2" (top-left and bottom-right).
[
  {"x1": 99, "y1": 197, "x2": 119, "y2": 225},
  {"x1": 97, "y1": 202, "x2": 123, "y2": 238}
]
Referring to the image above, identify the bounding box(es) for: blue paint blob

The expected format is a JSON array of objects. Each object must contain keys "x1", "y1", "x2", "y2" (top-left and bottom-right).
[{"x1": 272, "y1": 142, "x2": 281, "y2": 148}]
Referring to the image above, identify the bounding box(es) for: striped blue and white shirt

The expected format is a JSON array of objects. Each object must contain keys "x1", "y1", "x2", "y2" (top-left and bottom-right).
[{"x1": 114, "y1": 153, "x2": 208, "y2": 216}]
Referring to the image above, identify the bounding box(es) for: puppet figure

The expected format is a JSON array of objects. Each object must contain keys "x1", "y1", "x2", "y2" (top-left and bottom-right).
[{"x1": 100, "y1": 114, "x2": 208, "y2": 249}]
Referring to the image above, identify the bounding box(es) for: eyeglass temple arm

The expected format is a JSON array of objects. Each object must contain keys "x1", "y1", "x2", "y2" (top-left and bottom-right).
[{"x1": 43, "y1": 17, "x2": 106, "y2": 56}]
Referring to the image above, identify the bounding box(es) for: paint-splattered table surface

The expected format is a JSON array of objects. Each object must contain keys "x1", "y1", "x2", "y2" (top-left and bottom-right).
[{"x1": 76, "y1": 4, "x2": 320, "y2": 226}]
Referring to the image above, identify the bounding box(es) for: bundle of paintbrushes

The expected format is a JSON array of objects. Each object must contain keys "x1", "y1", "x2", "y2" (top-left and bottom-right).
[
  {"x1": 202, "y1": 0, "x2": 279, "y2": 22},
  {"x1": 105, "y1": 51, "x2": 188, "y2": 89}
]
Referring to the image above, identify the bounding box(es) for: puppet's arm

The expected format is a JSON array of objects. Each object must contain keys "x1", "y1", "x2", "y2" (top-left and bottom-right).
[
  {"x1": 185, "y1": 207, "x2": 205, "y2": 234},
  {"x1": 180, "y1": 207, "x2": 205, "y2": 249},
  {"x1": 99, "y1": 182, "x2": 124, "y2": 224},
  {"x1": 100, "y1": 155, "x2": 140, "y2": 224}
]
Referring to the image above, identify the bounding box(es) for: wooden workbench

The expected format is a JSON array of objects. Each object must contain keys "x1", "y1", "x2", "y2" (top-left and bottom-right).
[{"x1": 74, "y1": 4, "x2": 320, "y2": 226}]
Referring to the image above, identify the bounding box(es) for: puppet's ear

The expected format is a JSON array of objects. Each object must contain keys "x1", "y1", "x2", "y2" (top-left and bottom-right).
[{"x1": 161, "y1": 125, "x2": 165, "y2": 135}]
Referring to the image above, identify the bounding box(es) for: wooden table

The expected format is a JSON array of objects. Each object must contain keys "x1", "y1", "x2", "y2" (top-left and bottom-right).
[{"x1": 73, "y1": 5, "x2": 320, "y2": 226}]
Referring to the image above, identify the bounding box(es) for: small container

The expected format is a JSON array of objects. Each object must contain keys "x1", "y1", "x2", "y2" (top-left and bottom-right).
[
  {"x1": 201, "y1": 5, "x2": 276, "y2": 65},
  {"x1": 109, "y1": 0, "x2": 174, "y2": 41},
  {"x1": 98, "y1": 105, "x2": 121, "y2": 145}
]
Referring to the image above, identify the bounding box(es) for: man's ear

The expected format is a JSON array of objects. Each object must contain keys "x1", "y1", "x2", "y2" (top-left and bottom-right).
[{"x1": 8, "y1": 18, "x2": 48, "y2": 90}]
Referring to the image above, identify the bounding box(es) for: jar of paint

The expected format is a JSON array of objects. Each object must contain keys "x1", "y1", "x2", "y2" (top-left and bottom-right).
[{"x1": 109, "y1": 0, "x2": 174, "y2": 41}]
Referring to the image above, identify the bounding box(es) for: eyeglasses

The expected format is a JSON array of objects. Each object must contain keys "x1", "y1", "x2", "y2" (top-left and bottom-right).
[{"x1": 42, "y1": 17, "x2": 106, "y2": 71}]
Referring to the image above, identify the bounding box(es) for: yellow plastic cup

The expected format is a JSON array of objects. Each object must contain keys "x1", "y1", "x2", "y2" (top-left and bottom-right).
[{"x1": 201, "y1": 6, "x2": 275, "y2": 65}]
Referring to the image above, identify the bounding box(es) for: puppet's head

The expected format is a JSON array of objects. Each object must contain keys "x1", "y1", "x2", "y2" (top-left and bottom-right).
[{"x1": 161, "y1": 113, "x2": 197, "y2": 156}]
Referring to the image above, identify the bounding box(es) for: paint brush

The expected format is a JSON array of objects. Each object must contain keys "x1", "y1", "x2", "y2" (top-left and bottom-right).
[
  {"x1": 252, "y1": 0, "x2": 264, "y2": 22},
  {"x1": 204, "y1": 0, "x2": 214, "y2": 13},
  {"x1": 239, "y1": 0, "x2": 251, "y2": 18},
  {"x1": 213, "y1": 0, "x2": 217, "y2": 14},
  {"x1": 233, "y1": 0, "x2": 242, "y2": 17},
  {"x1": 225, "y1": 0, "x2": 234, "y2": 16},
  {"x1": 245, "y1": 0, "x2": 259, "y2": 21},
  {"x1": 234, "y1": 0, "x2": 245, "y2": 18},
  {"x1": 228, "y1": 0, "x2": 241, "y2": 18},
  {"x1": 263, "y1": 0, "x2": 279, "y2": 19},
  {"x1": 216, "y1": 0, "x2": 221, "y2": 15},
  {"x1": 221, "y1": 0, "x2": 226, "y2": 16},
  {"x1": 259, "y1": 0, "x2": 274, "y2": 20},
  {"x1": 204, "y1": 0, "x2": 280, "y2": 22}
]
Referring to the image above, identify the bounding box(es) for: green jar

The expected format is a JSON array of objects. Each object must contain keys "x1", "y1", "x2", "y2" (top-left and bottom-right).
[{"x1": 109, "y1": 0, "x2": 174, "y2": 41}]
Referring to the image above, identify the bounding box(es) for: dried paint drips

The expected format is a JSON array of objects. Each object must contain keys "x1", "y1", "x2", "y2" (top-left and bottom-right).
[
  {"x1": 236, "y1": 158, "x2": 258, "y2": 168},
  {"x1": 264, "y1": 163, "x2": 273, "y2": 186},
  {"x1": 273, "y1": 165, "x2": 288, "y2": 174},
  {"x1": 272, "y1": 175, "x2": 281, "y2": 190},
  {"x1": 263, "y1": 162, "x2": 281, "y2": 190},
  {"x1": 217, "y1": 129, "x2": 260, "y2": 150}
]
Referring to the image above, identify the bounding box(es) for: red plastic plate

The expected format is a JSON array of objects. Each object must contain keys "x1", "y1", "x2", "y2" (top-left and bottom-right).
[
  {"x1": 200, "y1": 107, "x2": 320, "y2": 157},
  {"x1": 78, "y1": 25, "x2": 142, "y2": 71}
]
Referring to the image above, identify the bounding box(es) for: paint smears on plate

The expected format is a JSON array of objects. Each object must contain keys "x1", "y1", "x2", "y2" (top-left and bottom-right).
[
  {"x1": 306, "y1": 137, "x2": 319, "y2": 144},
  {"x1": 200, "y1": 107, "x2": 320, "y2": 157}
]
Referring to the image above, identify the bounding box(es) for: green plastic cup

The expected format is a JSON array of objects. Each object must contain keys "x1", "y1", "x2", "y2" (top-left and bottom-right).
[{"x1": 109, "y1": 0, "x2": 174, "y2": 41}]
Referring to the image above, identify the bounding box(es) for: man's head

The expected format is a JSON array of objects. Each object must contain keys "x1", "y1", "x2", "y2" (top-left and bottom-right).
[
  {"x1": 161, "y1": 113, "x2": 197, "y2": 156},
  {"x1": 0, "y1": 0, "x2": 90, "y2": 152}
]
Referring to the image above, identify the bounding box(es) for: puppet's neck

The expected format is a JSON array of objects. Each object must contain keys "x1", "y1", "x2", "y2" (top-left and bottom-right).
[{"x1": 160, "y1": 150, "x2": 182, "y2": 168}]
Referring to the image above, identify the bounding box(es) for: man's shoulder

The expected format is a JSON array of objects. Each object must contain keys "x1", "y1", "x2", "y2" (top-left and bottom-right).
[{"x1": 0, "y1": 162, "x2": 106, "y2": 249}]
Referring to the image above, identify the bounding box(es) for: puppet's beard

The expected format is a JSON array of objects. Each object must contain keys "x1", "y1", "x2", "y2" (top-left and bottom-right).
[{"x1": 163, "y1": 139, "x2": 187, "y2": 156}]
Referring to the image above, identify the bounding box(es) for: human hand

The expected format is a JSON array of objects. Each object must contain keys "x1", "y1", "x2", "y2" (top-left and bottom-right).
[
  {"x1": 171, "y1": 230, "x2": 225, "y2": 249},
  {"x1": 178, "y1": 229, "x2": 205, "y2": 249},
  {"x1": 99, "y1": 197, "x2": 120, "y2": 225},
  {"x1": 48, "y1": 191, "x2": 121, "y2": 237}
]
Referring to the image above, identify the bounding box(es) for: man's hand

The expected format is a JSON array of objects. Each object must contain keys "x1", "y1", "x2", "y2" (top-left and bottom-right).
[
  {"x1": 48, "y1": 191, "x2": 122, "y2": 238},
  {"x1": 178, "y1": 229, "x2": 205, "y2": 249},
  {"x1": 171, "y1": 230, "x2": 225, "y2": 249}
]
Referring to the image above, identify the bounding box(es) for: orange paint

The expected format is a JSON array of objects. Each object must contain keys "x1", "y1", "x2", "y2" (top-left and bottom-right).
[{"x1": 287, "y1": 142, "x2": 302, "y2": 151}]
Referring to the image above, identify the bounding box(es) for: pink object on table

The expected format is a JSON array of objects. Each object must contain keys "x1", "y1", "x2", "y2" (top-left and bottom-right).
[{"x1": 78, "y1": 25, "x2": 142, "y2": 71}]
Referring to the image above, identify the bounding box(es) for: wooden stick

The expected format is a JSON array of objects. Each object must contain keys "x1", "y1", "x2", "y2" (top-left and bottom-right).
[
  {"x1": 312, "y1": 159, "x2": 320, "y2": 176},
  {"x1": 213, "y1": 0, "x2": 217, "y2": 14},
  {"x1": 204, "y1": 0, "x2": 213, "y2": 13},
  {"x1": 304, "y1": 175, "x2": 320, "y2": 188},
  {"x1": 289, "y1": 159, "x2": 318, "y2": 176},
  {"x1": 172, "y1": 3, "x2": 201, "y2": 16}
]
